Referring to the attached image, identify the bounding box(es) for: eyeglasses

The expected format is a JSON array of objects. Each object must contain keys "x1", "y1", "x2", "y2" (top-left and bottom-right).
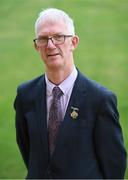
[{"x1": 33, "y1": 34, "x2": 73, "y2": 47}]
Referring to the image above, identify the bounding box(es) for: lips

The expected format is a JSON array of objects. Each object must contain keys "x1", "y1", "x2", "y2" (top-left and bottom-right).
[{"x1": 47, "y1": 53, "x2": 59, "y2": 57}]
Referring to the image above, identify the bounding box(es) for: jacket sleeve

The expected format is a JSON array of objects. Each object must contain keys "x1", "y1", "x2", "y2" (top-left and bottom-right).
[
  {"x1": 14, "y1": 89, "x2": 29, "y2": 169},
  {"x1": 94, "y1": 92, "x2": 127, "y2": 179}
]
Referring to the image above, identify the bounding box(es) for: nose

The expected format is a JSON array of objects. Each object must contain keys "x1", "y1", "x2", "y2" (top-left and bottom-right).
[{"x1": 46, "y1": 39, "x2": 56, "y2": 49}]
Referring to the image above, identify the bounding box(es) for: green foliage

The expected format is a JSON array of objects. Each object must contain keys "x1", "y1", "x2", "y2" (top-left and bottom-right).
[{"x1": 0, "y1": 0, "x2": 127, "y2": 178}]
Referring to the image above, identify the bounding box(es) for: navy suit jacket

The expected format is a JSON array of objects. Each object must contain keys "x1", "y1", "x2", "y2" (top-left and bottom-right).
[{"x1": 14, "y1": 71, "x2": 127, "y2": 179}]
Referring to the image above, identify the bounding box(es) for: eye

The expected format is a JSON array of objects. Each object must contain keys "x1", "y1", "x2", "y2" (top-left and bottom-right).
[
  {"x1": 38, "y1": 37, "x2": 48, "y2": 43},
  {"x1": 54, "y1": 35, "x2": 64, "y2": 41}
]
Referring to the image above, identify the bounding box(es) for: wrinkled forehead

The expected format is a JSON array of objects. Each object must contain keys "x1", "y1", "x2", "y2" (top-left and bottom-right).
[{"x1": 36, "y1": 19, "x2": 68, "y2": 36}]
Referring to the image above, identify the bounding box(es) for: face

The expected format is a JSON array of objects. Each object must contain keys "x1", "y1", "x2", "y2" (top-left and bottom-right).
[{"x1": 34, "y1": 20, "x2": 79, "y2": 72}]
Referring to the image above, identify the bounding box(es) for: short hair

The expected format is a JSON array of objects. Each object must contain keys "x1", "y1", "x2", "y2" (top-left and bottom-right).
[{"x1": 35, "y1": 8, "x2": 75, "y2": 37}]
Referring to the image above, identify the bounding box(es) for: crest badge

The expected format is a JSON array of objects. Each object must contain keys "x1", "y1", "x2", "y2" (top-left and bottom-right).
[{"x1": 70, "y1": 106, "x2": 79, "y2": 119}]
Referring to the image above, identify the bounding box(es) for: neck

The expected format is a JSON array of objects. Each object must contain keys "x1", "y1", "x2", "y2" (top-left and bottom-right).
[{"x1": 46, "y1": 65, "x2": 74, "y2": 85}]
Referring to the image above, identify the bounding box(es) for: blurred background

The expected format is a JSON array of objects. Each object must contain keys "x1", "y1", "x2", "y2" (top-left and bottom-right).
[{"x1": 0, "y1": 0, "x2": 127, "y2": 178}]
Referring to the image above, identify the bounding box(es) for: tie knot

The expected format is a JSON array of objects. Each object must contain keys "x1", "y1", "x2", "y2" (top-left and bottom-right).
[{"x1": 52, "y1": 86, "x2": 63, "y2": 100}]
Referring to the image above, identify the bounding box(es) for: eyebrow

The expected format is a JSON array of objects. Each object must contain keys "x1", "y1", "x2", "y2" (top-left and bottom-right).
[{"x1": 37, "y1": 33, "x2": 64, "y2": 38}]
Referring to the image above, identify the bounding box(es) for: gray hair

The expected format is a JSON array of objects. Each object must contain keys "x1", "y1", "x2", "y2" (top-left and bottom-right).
[{"x1": 35, "y1": 8, "x2": 75, "y2": 37}]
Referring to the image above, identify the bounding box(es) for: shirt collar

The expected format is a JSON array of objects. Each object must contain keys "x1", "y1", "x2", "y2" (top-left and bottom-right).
[{"x1": 45, "y1": 66, "x2": 78, "y2": 96}]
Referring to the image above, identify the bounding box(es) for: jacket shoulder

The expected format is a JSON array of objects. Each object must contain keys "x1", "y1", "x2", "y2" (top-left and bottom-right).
[
  {"x1": 17, "y1": 75, "x2": 44, "y2": 92},
  {"x1": 77, "y1": 71, "x2": 117, "y2": 102},
  {"x1": 16, "y1": 75, "x2": 45, "y2": 103}
]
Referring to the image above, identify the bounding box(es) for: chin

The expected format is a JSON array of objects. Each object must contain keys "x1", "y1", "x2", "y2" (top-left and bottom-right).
[{"x1": 48, "y1": 62, "x2": 63, "y2": 70}]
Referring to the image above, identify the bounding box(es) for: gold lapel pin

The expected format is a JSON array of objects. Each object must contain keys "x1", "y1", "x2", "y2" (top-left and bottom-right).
[{"x1": 70, "y1": 106, "x2": 79, "y2": 119}]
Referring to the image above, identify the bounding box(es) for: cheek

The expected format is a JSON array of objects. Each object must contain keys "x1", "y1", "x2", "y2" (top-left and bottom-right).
[
  {"x1": 65, "y1": 41, "x2": 73, "y2": 52},
  {"x1": 63, "y1": 45, "x2": 72, "y2": 55},
  {"x1": 38, "y1": 48, "x2": 46, "y2": 58}
]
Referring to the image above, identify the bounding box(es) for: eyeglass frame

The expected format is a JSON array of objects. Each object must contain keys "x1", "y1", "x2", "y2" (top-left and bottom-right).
[{"x1": 33, "y1": 34, "x2": 73, "y2": 46}]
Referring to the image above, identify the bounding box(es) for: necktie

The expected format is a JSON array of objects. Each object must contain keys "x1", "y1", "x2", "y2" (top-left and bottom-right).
[{"x1": 48, "y1": 86, "x2": 63, "y2": 154}]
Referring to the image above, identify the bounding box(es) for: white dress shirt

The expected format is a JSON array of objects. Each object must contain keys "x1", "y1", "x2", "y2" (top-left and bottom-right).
[{"x1": 45, "y1": 66, "x2": 78, "y2": 123}]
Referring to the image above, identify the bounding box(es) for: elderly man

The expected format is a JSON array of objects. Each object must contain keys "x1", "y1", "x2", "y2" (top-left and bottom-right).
[{"x1": 14, "y1": 8, "x2": 127, "y2": 179}]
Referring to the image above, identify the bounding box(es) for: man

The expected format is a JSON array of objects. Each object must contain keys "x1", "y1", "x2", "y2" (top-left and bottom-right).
[{"x1": 14, "y1": 8, "x2": 127, "y2": 179}]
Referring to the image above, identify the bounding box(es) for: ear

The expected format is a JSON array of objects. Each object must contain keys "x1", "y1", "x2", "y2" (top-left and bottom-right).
[{"x1": 71, "y1": 35, "x2": 79, "y2": 50}]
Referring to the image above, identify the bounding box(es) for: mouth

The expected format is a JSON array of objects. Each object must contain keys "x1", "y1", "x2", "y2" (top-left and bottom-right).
[{"x1": 47, "y1": 53, "x2": 60, "y2": 57}]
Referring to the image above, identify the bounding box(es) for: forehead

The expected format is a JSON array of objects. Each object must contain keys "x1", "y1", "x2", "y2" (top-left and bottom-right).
[{"x1": 37, "y1": 20, "x2": 68, "y2": 36}]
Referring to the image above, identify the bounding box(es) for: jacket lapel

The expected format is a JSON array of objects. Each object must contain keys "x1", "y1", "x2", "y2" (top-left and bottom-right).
[
  {"x1": 35, "y1": 76, "x2": 49, "y2": 151},
  {"x1": 62, "y1": 71, "x2": 87, "y2": 126}
]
